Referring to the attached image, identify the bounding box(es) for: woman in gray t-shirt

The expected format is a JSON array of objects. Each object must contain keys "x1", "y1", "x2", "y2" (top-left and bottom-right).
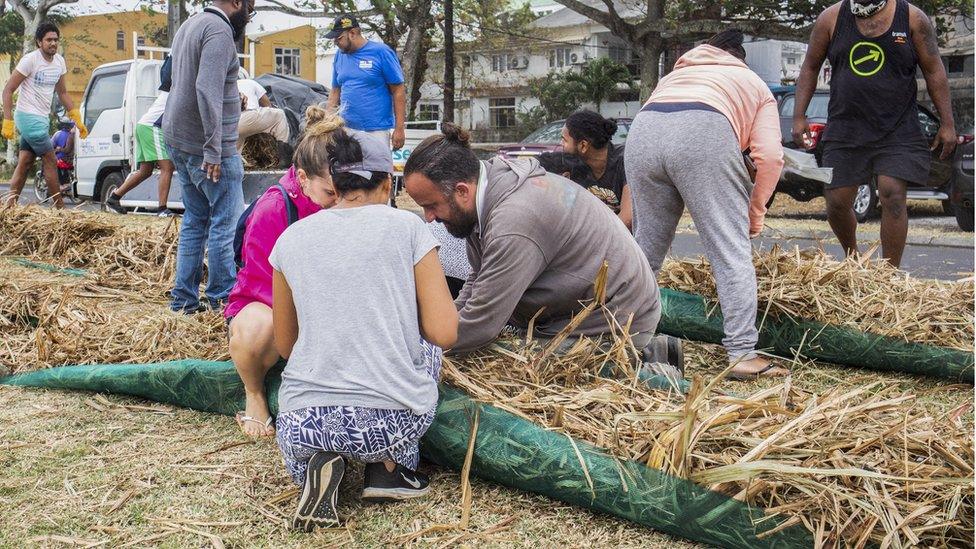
[{"x1": 268, "y1": 129, "x2": 457, "y2": 531}]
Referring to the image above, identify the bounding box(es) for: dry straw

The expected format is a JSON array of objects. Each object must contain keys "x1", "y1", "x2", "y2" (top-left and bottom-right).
[
  {"x1": 442, "y1": 334, "x2": 974, "y2": 547},
  {"x1": 241, "y1": 133, "x2": 281, "y2": 170},
  {"x1": 1, "y1": 207, "x2": 972, "y2": 546},
  {"x1": 659, "y1": 246, "x2": 975, "y2": 350}
]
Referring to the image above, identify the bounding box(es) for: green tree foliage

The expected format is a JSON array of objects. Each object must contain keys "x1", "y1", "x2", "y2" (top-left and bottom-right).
[
  {"x1": 563, "y1": 57, "x2": 635, "y2": 113},
  {"x1": 552, "y1": 0, "x2": 973, "y2": 98}
]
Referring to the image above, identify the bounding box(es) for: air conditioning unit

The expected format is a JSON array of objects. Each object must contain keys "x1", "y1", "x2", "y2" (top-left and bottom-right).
[{"x1": 570, "y1": 53, "x2": 581, "y2": 64}]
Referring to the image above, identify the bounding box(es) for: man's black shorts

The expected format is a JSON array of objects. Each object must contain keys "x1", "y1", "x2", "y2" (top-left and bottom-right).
[{"x1": 822, "y1": 133, "x2": 931, "y2": 190}]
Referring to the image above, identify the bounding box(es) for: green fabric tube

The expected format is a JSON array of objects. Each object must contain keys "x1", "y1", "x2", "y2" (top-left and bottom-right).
[
  {"x1": 658, "y1": 288, "x2": 974, "y2": 384},
  {"x1": 0, "y1": 360, "x2": 810, "y2": 548}
]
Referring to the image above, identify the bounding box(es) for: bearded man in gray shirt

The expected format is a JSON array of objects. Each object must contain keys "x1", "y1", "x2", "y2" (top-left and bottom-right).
[
  {"x1": 404, "y1": 124, "x2": 683, "y2": 374},
  {"x1": 164, "y1": 0, "x2": 253, "y2": 313}
]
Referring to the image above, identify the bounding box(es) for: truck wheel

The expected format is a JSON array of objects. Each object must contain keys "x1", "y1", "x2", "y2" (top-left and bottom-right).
[
  {"x1": 853, "y1": 181, "x2": 878, "y2": 223},
  {"x1": 99, "y1": 172, "x2": 124, "y2": 213},
  {"x1": 942, "y1": 199, "x2": 955, "y2": 216},
  {"x1": 955, "y1": 204, "x2": 974, "y2": 232}
]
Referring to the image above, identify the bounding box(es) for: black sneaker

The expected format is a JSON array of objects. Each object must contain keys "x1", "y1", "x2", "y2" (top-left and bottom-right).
[
  {"x1": 642, "y1": 334, "x2": 685, "y2": 376},
  {"x1": 292, "y1": 451, "x2": 345, "y2": 532},
  {"x1": 104, "y1": 193, "x2": 126, "y2": 214},
  {"x1": 361, "y1": 462, "x2": 430, "y2": 502}
]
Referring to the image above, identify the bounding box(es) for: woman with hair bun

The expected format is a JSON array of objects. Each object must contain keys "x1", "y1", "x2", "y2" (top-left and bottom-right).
[
  {"x1": 538, "y1": 109, "x2": 632, "y2": 229},
  {"x1": 270, "y1": 130, "x2": 457, "y2": 530},
  {"x1": 226, "y1": 104, "x2": 345, "y2": 437},
  {"x1": 626, "y1": 28, "x2": 787, "y2": 380}
]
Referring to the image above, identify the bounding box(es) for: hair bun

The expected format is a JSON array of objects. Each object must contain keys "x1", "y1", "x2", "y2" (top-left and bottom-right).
[
  {"x1": 304, "y1": 104, "x2": 345, "y2": 138},
  {"x1": 603, "y1": 118, "x2": 618, "y2": 139},
  {"x1": 441, "y1": 122, "x2": 471, "y2": 149}
]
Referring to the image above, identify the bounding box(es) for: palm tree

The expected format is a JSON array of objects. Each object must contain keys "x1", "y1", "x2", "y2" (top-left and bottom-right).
[{"x1": 563, "y1": 57, "x2": 636, "y2": 114}]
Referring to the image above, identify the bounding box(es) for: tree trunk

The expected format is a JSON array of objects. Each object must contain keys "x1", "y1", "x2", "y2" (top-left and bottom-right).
[
  {"x1": 442, "y1": 0, "x2": 455, "y2": 123},
  {"x1": 166, "y1": 0, "x2": 186, "y2": 47},
  {"x1": 636, "y1": 40, "x2": 662, "y2": 101},
  {"x1": 399, "y1": 0, "x2": 432, "y2": 120}
]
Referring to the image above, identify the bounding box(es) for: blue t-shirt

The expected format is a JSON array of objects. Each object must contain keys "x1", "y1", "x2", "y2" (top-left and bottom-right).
[{"x1": 332, "y1": 41, "x2": 404, "y2": 131}]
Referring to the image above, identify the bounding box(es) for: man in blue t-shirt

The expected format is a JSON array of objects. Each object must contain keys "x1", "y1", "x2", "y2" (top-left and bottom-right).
[{"x1": 325, "y1": 15, "x2": 406, "y2": 151}]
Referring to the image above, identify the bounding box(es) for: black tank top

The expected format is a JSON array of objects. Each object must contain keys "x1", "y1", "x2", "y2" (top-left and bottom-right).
[{"x1": 824, "y1": 0, "x2": 920, "y2": 145}]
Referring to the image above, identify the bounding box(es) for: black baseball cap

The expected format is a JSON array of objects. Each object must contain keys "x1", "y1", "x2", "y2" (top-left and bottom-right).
[{"x1": 324, "y1": 14, "x2": 359, "y2": 39}]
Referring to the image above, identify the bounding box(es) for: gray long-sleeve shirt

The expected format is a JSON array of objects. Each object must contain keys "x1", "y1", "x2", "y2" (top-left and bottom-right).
[
  {"x1": 453, "y1": 157, "x2": 661, "y2": 352},
  {"x1": 163, "y1": 8, "x2": 240, "y2": 164}
]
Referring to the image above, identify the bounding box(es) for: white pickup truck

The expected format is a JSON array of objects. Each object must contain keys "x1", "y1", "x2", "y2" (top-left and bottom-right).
[{"x1": 75, "y1": 57, "x2": 438, "y2": 211}]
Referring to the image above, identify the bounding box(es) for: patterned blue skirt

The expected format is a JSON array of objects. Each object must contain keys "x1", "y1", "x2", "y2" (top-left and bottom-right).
[{"x1": 276, "y1": 341, "x2": 442, "y2": 485}]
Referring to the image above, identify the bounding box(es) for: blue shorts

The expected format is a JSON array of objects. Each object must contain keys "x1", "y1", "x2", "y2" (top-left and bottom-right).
[{"x1": 14, "y1": 111, "x2": 53, "y2": 156}]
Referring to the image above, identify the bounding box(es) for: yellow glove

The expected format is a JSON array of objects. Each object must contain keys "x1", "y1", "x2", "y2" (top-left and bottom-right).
[
  {"x1": 68, "y1": 108, "x2": 88, "y2": 139},
  {"x1": 1, "y1": 119, "x2": 13, "y2": 141}
]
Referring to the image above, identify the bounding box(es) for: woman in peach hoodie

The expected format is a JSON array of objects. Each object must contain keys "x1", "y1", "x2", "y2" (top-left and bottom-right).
[{"x1": 625, "y1": 29, "x2": 787, "y2": 380}]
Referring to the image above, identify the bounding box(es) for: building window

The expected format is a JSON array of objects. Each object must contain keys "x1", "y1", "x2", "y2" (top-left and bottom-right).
[
  {"x1": 608, "y1": 46, "x2": 628, "y2": 64},
  {"x1": 136, "y1": 36, "x2": 145, "y2": 56},
  {"x1": 274, "y1": 47, "x2": 301, "y2": 76},
  {"x1": 491, "y1": 53, "x2": 510, "y2": 73},
  {"x1": 549, "y1": 47, "x2": 572, "y2": 68},
  {"x1": 944, "y1": 55, "x2": 966, "y2": 75},
  {"x1": 417, "y1": 103, "x2": 440, "y2": 121},
  {"x1": 489, "y1": 97, "x2": 516, "y2": 128},
  {"x1": 116, "y1": 31, "x2": 125, "y2": 51}
]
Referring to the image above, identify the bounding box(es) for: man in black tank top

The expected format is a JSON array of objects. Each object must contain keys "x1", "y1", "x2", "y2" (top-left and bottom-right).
[{"x1": 792, "y1": 0, "x2": 956, "y2": 267}]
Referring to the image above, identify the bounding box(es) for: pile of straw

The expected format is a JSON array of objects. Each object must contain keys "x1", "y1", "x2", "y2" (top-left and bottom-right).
[
  {"x1": 0, "y1": 263, "x2": 227, "y2": 371},
  {"x1": 0, "y1": 206, "x2": 178, "y2": 295},
  {"x1": 443, "y1": 336, "x2": 974, "y2": 546},
  {"x1": 241, "y1": 133, "x2": 280, "y2": 170},
  {"x1": 659, "y1": 247, "x2": 975, "y2": 350}
]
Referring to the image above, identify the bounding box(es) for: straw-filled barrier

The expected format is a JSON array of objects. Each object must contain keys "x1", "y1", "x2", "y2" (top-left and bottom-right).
[{"x1": 659, "y1": 247, "x2": 974, "y2": 351}]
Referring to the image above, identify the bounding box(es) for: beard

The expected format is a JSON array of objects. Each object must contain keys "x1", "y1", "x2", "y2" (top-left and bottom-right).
[
  {"x1": 229, "y1": 9, "x2": 249, "y2": 40},
  {"x1": 441, "y1": 195, "x2": 478, "y2": 239}
]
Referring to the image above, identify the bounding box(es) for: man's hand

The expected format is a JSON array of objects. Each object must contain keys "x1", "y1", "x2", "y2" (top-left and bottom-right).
[
  {"x1": 792, "y1": 117, "x2": 812, "y2": 148},
  {"x1": 931, "y1": 126, "x2": 957, "y2": 160},
  {"x1": 2, "y1": 119, "x2": 15, "y2": 140},
  {"x1": 202, "y1": 162, "x2": 221, "y2": 182},
  {"x1": 392, "y1": 126, "x2": 405, "y2": 150}
]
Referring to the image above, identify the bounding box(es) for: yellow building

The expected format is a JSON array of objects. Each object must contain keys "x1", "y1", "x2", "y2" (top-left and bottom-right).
[
  {"x1": 59, "y1": 10, "x2": 168, "y2": 104},
  {"x1": 244, "y1": 26, "x2": 317, "y2": 82}
]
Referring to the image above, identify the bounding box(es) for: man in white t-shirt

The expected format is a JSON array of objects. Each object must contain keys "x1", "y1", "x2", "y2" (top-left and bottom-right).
[
  {"x1": 1, "y1": 22, "x2": 88, "y2": 208},
  {"x1": 236, "y1": 69, "x2": 289, "y2": 159}
]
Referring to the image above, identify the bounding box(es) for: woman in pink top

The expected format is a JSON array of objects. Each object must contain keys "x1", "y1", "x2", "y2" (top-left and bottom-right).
[
  {"x1": 625, "y1": 29, "x2": 787, "y2": 380},
  {"x1": 227, "y1": 106, "x2": 342, "y2": 436}
]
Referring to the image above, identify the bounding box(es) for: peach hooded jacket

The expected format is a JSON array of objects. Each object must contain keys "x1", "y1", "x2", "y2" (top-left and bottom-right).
[{"x1": 646, "y1": 44, "x2": 784, "y2": 235}]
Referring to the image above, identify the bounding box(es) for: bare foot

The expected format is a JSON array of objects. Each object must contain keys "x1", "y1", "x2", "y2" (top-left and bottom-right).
[
  {"x1": 728, "y1": 356, "x2": 790, "y2": 380},
  {"x1": 236, "y1": 390, "x2": 275, "y2": 437}
]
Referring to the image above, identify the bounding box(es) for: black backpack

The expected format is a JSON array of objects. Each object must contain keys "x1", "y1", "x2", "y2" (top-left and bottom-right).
[{"x1": 233, "y1": 183, "x2": 298, "y2": 269}]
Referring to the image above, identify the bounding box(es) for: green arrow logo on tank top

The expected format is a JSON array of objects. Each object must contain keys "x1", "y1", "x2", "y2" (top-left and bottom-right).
[{"x1": 849, "y1": 41, "x2": 885, "y2": 77}]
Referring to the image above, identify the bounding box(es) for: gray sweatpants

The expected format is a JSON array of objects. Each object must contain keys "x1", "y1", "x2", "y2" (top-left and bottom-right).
[{"x1": 625, "y1": 109, "x2": 758, "y2": 359}]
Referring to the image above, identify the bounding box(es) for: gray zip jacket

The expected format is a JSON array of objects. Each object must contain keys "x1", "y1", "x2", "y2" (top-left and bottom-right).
[
  {"x1": 163, "y1": 9, "x2": 240, "y2": 164},
  {"x1": 454, "y1": 157, "x2": 661, "y2": 352}
]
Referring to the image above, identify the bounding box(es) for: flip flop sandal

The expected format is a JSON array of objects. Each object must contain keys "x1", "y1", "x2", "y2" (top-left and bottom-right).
[
  {"x1": 235, "y1": 412, "x2": 274, "y2": 435},
  {"x1": 727, "y1": 363, "x2": 790, "y2": 381}
]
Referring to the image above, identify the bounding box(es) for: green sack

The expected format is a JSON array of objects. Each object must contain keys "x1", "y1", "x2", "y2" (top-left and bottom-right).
[{"x1": 659, "y1": 288, "x2": 974, "y2": 383}]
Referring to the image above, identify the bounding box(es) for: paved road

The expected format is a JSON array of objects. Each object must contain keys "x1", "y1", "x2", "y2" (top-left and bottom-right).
[{"x1": 3, "y1": 183, "x2": 972, "y2": 281}]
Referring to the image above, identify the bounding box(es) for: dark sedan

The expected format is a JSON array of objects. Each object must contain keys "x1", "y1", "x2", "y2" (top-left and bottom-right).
[
  {"x1": 497, "y1": 118, "x2": 631, "y2": 159},
  {"x1": 775, "y1": 91, "x2": 963, "y2": 222}
]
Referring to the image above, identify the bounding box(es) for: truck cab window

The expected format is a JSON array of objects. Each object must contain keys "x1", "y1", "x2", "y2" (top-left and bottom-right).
[{"x1": 84, "y1": 70, "x2": 127, "y2": 130}]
